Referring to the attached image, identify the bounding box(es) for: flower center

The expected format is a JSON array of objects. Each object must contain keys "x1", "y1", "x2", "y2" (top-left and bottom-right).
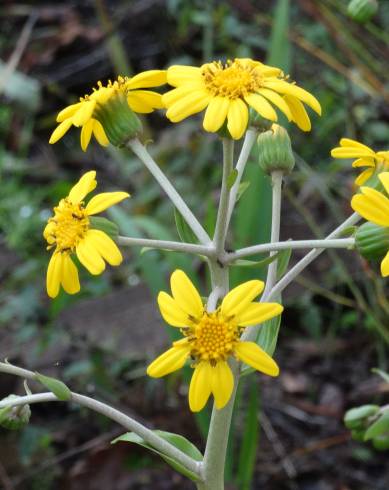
[
  {"x1": 188, "y1": 311, "x2": 239, "y2": 362},
  {"x1": 45, "y1": 199, "x2": 89, "y2": 252},
  {"x1": 201, "y1": 60, "x2": 263, "y2": 99}
]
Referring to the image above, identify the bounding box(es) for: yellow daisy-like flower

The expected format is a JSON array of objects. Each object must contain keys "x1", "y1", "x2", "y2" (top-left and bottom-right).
[
  {"x1": 147, "y1": 270, "x2": 283, "y2": 412},
  {"x1": 351, "y1": 172, "x2": 389, "y2": 276},
  {"x1": 44, "y1": 171, "x2": 129, "y2": 298},
  {"x1": 162, "y1": 58, "x2": 321, "y2": 140},
  {"x1": 49, "y1": 70, "x2": 166, "y2": 151},
  {"x1": 331, "y1": 138, "x2": 389, "y2": 186}
]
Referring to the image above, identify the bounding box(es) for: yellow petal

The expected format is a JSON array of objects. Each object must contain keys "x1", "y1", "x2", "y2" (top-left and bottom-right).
[
  {"x1": 211, "y1": 361, "x2": 234, "y2": 410},
  {"x1": 166, "y1": 91, "x2": 211, "y2": 123},
  {"x1": 162, "y1": 84, "x2": 204, "y2": 107},
  {"x1": 86, "y1": 191, "x2": 129, "y2": 215},
  {"x1": 92, "y1": 120, "x2": 109, "y2": 146},
  {"x1": 378, "y1": 172, "x2": 389, "y2": 195},
  {"x1": 170, "y1": 270, "x2": 204, "y2": 319},
  {"x1": 84, "y1": 229, "x2": 123, "y2": 266},
  {"x1": 157, "y1": 291, "x2": 191, "y2": 327},
  {"x1": 76, "y1": 237, "x2": 106, "y2": 275},
  {"x1": 284, "y1": 95, "x2": 311, "y2": 132},
  {"x1": 72, "y1": 100, "x2": 96, "y2": 127},
  {"x1": 354, "y1": 169, "x2": 374, "y2": 186},
  {"x1": 189, "y1": 362, "x2": 212, "y2": 412},
  {"x1": 61, "y1": 254, "x2": 80, "y2": 294},
  {"x1": 331, "y1": 147, "x2": 375, "y2": 159},
  {"x1": 227, "y1": 98, "x2": 248, "y2": 140},
  {"x1": 126, "y1": 70, "x2": 167, "y2": 90},
  {"x1": 68, "y1": 170, "x2": 97, "y2": 203},
  {"x1": 340, "y1": 138, "x2": 373, "y2": 151},
  {"x1": 49, "y1": 119, "x2": 73, "y2": 144},
  {"x1": 351, "y1": 190, "x2": 389, "y2": 227},
  {"x1": 235, "y1": 302, "x2": 283, "y2": 327},
  {"x1": 80, "y1": 119, "x2": 94, "y2": 152},
  {"x1": 352, "y1": 158, "x2": 375, "y2": 168},
  {"x1": 56, "y1": 102, "x2": 83, "y2": 122},
  {"x1": 235, "y1": 341, "x2": 279, "y2": 376},
  {"x1": 257, "y1": 88, "x2": 292, "y2": 120},
  {"x1": 147, "y1": 344, "x2": 190, "y2": 378},
  {"x1": 47, "y1": 252, "x2": 63, "y2": 298},
  {"x1": 167, "y1": 65, "x2": 202, "y2": 87},
  {"x1": 263, "y1": 80, "x2": 321, "y2": 115},
  {"x1": 221, "y1": 280, "x2": 264, "y2": 318},
  {"x1": 127, "y1": 90, "x2": 163, "y2": 113},
  {"x1": 380, "y1": 250, "x2": 389, "y2": 277},
  {"x1": 244, "y1": 93, "x2": 277, "y2": 122},
  {"x1": 203, "y1": 97, "x2": 230, "y2": 132}
]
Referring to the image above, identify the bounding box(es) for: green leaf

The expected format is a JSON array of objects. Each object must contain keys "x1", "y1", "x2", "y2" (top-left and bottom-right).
[
  {"x1": 230, "y1": 252, "x2": 281, "y2": 269},
  {"x1": 256, "y1": 313, "x2": 282, "y2": 356},
  {"x1": 266, "y1": 0, "x2": 291, "y2": 73},
  {"x1": 344, "y1": 405, "x2": 380, "y2": 429},
  {"x1": 89, "y1": 216, "x2": 119, "y2": 240},
  {"x1": 227, "y1": 169, "x2": 238, "y2": 190},
  {"x1": 34, "y1": 373, "x2": 71, "y2": 401},
  {"x1": 112, "y1": 430, "x2": 203, "y2": 481},
  {"x1": 276, "y1": 246, "x2": 292, "y2": 279},
  {"x1": 174, "y1": 208, "x2": 198, "y2": 244},
  {"x1": 364, "y1": 412, "x2": 389, "y2": 441},
  {"x1": 339, "y1": 225, "x2": 358, "y2": 238},
  {"x1": 372, "y1": 368, "x2": 389, "y2": 384},
  {"x1": 236, "y1": 181, "x2": 250, "y2": 203}
]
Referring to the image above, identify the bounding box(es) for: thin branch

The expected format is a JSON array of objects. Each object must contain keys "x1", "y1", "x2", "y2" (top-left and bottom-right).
[{"x1": 118, "y1": 236, "x2": 215, "y2": 257}]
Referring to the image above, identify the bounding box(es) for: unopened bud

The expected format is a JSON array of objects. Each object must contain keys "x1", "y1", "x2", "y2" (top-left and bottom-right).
[
  {"x1": 355, "y1": 222, "x2": 389, "y2": 261},
  {"x1": 257, "y1": 124, "x2": 295, "y2": 175},
  {"x1": 347, "y1": 0, "x2": 378, "y2": 23},
  {"x1": 0, "y1": 395, "x2": 31, "y2": 430},
  {"x1": 94, "y1": 92, "x2": 142, "y2": 147}
]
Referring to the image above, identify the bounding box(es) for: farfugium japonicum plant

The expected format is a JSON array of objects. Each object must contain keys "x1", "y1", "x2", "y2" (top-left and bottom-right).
[{"x1": 1, "y1": 51, "x2": 387, "y2": 489}]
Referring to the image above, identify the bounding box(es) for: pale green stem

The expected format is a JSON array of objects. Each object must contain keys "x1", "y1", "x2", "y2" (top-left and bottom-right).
[
  {"x1": 213, "y1": 138, "x2": 234, "y2": 255},
  {"x1": 225, "y1": 129, "x2": 257, "y2": 229},
  {"x1": 223, "y1": 238, "x2": 355, "y2": 263},
  {"x1": 118, "y1": 236, "x2": 215, "y2": 257},
  {"x1": 262, "y1": 171, "x2": 283, "y2": 299},
  {"x1": 0, "y1": 362, "x2": 202, "y2": 480},
  {"x1": 128, "y1": 138, "x2": 211, "y2": 245}
]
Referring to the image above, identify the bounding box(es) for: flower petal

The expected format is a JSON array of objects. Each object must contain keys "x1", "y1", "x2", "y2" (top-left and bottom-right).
[
  {"x1": 61, "y1": 254, "x2": 80, "y2": 294},
  {"x1": 263, "y1": 80, "x2": 321, "y2": 115},
  {"x1": 379, "y1": 172, "x2": 389, "y2": 195},
  {"x1": 84, "y1": 229, "x2": 123, "y2": 266},
  {"x1": 235, "y1": 302, "x2": 283, "y2": 327},
  {"x1": 80, "y1": 119, "x2": 94, "y2": 152},
  {"x1": 352, "y1": 158, "x2": 375, "y2": 168},
  {"x1": 354, "y1": 169, "x2": 374, "y2": 186},
  {"x1": 49, "y1": 119, "x2": 73, "y2": 144},
  {"x1": 167, "y1": 66, "x2": 202, "y2": 87},
  {"x1": 203, "y1": 97, "x2": 230, "y2": 133},
  {"x1": 56, "y1": 102, "x2": 83, "y2": 122},
  {"x1": 166, "y1": 90, "x2": 211, "y2": 123},
  {"x1": 381, "y1": 250, "x2": 389, "y2": 277},
  {"x1": 92, "y1": 120, "x2": 109, "y2": 146},
  {"x1": 211, "y1": 361, "x2": 234, "y2": 410},
  {"x1": 189, "y1": 362, "x2": 212, "y2": 412},
  {"x1": 147, "y1": 344, "x2": 191, "y2": 378},
  {"x1": 244, "y1": 93, "x2": 277, "y2": 122},
  {"x1": 47, "y1": 252, "x2": 63, "y2": 298},
  {"x1": 162, "y1": 84, "x2": 204, "y2": 107},
  {"x1": 157, "y1": 291, "x2": 191, "y2": 327},
  {"x1": 221, "y1": 280, "x2": 264, "y2": 318},
  {"x1": 68, "y1": 170, "x2": 97, "y2": 203},
  {"x1": 126, "y1": 70, "x2": 167, "y2": 90},
  {"x1": 86, "y1": 191, "x2": 129, "y2": 215},
  {"x1": 72, "y1": 100, "x2": 96, "y2": 127},
  {"x1": 235, "y1": 342, "x2": 279, "y2": 376},
  {"x1": 76, "y1": 236, "x2": 106, "y2": 275},
  {"x1": 339, "y1": 138, "x2": 374, "y2": 151},
  {"x1": 227, "y1": 98, "x2": 249, "y2": 140},
  {"x1": 257, "y1": 88, "x2": 292, "y2": 120},
  {"x1": 351, "y1": 188, "x2": 389, "y2": 227},
  {"x1": 170, "y1": 270, "x2": 203, "y2": 319},
  {"x1": 331, "y1": 147, "x2": 375, "y2": 159},
  {"x1": 284, "y1": 95, "x2": 311, "y2": 131}
]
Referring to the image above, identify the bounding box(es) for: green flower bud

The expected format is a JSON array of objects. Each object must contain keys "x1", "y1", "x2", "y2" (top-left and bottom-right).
[
  {"x1": 347, "y1": 0, "x2": 378, "y2": 23},
  {"x1": 0, "y1": 395, "x2": 31, "y2": 430},
  {"x1": 249, "y1": 109, "x2": 274, "y2": 133},
  {"x1": 94, "y1": 92, "x2": 142, "y2": 147},
  {"x1": 257, "y1": 124, "x2": 295, "y2": 175},
  {"x1": 355, "y1": 222, "x2": 389, "y2": 261}
]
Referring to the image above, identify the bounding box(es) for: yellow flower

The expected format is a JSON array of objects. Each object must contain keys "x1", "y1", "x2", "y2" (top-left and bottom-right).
[
  {"x1": 147, "y1": 270, "x2": 283, "y2": 412},
  {"x1": 331, "y1": 138, "x2": 389, "y2": 186},
  {"x1": 44, "y1": 171, "x2": 129, "y2": 298},
  {"x1": 162, "y1": 58, "x2": 321, "y2": 140},
  {"x1": 351, "y1": 172, "x2": 389, "y2": 276},
  {"x1": 49, "y1": 71, "x2": 166, "y2": 151}
]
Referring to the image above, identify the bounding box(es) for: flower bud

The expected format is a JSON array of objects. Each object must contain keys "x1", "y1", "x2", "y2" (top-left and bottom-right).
[
  {"x1": 257, "y1": 124, "x2": 295, "y2": 175},
  {"x1": 355, "y1": 222, "x2": 389, "y2": 261},
  {"x1": 94, "y1": 92, "x2": 142, "y2": 147},
  {"x1": 249, "y1": 109, "x2": 274, "y2": 133},
  {"x1": 0, "y1": 395, "x2": 31, "y2": 430},
  {"x1": 347, "y1": 0, "x2": 378, "y2": 23}
]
